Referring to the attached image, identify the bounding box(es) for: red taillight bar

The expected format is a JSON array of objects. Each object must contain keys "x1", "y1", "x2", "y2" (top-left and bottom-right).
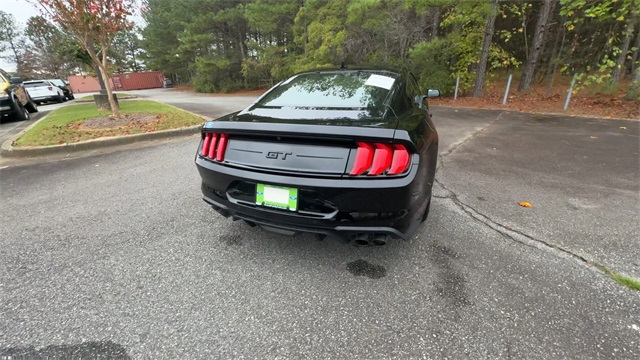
[
  {"x1": 200, "y1": 132, "x2": 227, "y2": 162},
  {"x1": 216, "y1": 134, "x2": 228, "y2": 162},
  {"x1": 349, "y1": 142, "x2": 411, "y2": 176},
  {"x1": 208, "y1": 133, "x2": 219, "y2": 159},
  {"x1": 368, "y1": 144, "x2": 393, "y2": 175},
  {"x1": 387, "y1": 145, "x2": 410, "y2": 175},
  {"x1": 201, "y1": 133, "x2": 212, "y2": 156},
  {"x1": 349, "y1": 142, "x2": 375, "y2": 175}
]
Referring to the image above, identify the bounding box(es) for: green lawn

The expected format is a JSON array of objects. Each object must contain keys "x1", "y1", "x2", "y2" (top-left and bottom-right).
[
  {"x1": 75, "y1": 93, "x2": 137, "y2": 102},
  {"x1": 15, "y1": 100, "x2": 203, "y2": 147}
]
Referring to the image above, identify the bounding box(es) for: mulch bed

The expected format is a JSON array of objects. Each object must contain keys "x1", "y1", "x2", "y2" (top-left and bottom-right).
[{"x1": 75, "y1": 113, "x2": 163, "y2": 130}]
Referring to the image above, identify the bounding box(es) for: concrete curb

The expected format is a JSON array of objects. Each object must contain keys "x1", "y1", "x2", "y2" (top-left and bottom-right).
[
  {"x1": 1, "y1": 125, "x2": 202, "y2": 158},
  {"x1": 1, "y1": 100, "x2": 205, "y2": 158}
]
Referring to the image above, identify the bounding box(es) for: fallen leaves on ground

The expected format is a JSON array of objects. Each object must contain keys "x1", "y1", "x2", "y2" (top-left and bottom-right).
[
  {"x1": 429, "y1": 77, "x2": 639, "y2": 120},
  {"x1": 518, "y1": 201, "x2": 533, "y2": 208}
]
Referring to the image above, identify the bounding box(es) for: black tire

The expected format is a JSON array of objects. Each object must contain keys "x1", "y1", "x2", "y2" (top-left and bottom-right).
[
  {"x1": 25, "y1": 99, "x2": 38, "y2": 113},
  {"x1": 68, "y1": 94, "x2": 75, "y2": 100},
  {"x1": 13, "y1": 101, "x2": 29, "y2": 121},
  {"x1": 57, "y1": 95, "x2": 64, "y2": 103},
  {"x1": 421, "y1": 195, "x2": 432, "y2": 222}
]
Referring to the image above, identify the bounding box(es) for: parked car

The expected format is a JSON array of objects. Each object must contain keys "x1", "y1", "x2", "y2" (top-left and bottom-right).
[
  {"x1": 0, "y1": 68, "x2": 38, "y2": 122},
  {"x1": 47, "y1": 79, "x2": 74, "y2": 100},
  {"x1": 195, "y1": 67, "x2": 440, "y2": 246},
  {"x1": 24, "y1": 80, "x2": 66, "y2": 104}
]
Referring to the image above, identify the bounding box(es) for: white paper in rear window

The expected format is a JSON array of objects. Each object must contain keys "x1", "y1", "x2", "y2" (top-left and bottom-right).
[{"x1": 364, "y1": 74, "x2": 395, "y2": 90}]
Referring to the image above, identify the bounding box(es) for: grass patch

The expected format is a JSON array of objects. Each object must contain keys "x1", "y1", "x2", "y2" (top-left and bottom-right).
[
  {"x1": 594, "y1": 264, "x2": 640, "y2": 292},
  {"x1": 15, "y1": 100, "x2": 203, "y2": 147},
  {"x1": 75, "y1": 93, "x2": 137, "y2": 102}
]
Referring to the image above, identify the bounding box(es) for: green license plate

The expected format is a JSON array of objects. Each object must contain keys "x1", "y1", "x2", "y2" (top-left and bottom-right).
[{"x1": 256, "y1": 183, "x2": 298, "y2": 211}]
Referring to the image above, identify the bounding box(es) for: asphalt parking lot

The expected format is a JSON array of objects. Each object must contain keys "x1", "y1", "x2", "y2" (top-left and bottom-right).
[{"x1": 1, "y1": 89, "x2": 638, "y2": 358}]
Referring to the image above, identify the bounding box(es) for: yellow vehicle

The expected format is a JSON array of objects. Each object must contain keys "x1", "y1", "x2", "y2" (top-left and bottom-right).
[{"x1": 0, "y1": 68, "x2": 38, "y2": 122}]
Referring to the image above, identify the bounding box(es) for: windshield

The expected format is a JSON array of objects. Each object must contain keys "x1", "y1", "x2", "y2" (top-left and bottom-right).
[
  {"x1": 257, "y1": 72, "x2": 397, "y2": 110},
  {"x1": 24, "y1": 82, "x2": 47, "y2": 88}
]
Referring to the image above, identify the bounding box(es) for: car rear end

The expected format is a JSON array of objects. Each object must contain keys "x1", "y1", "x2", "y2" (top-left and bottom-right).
[
  {"x1": 48, "y1": 79, "x2": 74, "y2": 100},
  {"x1": 24, "y1": 81, "x2": 61, "y2": 103},
  {"x1": 195, "y1": 70, "x2": 437, "y2": 245}
]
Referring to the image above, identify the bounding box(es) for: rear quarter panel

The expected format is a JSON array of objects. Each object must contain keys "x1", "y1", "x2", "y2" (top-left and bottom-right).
[{"x1": 395, "y1": 107, "x2": 439, "y2": 196}]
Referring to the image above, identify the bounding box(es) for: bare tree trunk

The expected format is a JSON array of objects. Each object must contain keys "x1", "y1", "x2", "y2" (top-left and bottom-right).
[
  {"x1": 518, "y1": 0, "x2": 556, "y2": 92},
  {"x1": 546, "y1": 22, "x2": 566, "y2": 98},
  {"x1": 7, "y1": 37, "x2": 21, "y2": 67},
  {"x1": 542, "y1": 16, "x2": 563, "y2": 83},
  {"x1": 94, "y1": 63, "x2": 107, "y2": 91},
  {"x1": 431, "y1": 9, "x2": 440, "y2": 39},
  {"x1": 473, "y1": 0, "x2": 499, "y2": 98},
  {"x1": 610, "y1": 21, "x2": 635, "y2": 83},
  {"x1": 631, "y1": 26, "x2": 640, "y2": 73},
  {"x1": 100, "y1": 50, "x2": 120, "y2": 117},
  {"x1": 86, "y1": 41, "x2": 119, "y2": 117},
  {"x1": 88, "y1": 40, "x2": 107, "y2": 93},
  {"x1": 238, "y1": 32, "x2": 247, "y2": 88}
]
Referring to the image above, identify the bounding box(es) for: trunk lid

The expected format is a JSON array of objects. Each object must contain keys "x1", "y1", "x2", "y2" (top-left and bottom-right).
[{"x1": 200, "y1": 110, "x2": 402, "y2": 177}]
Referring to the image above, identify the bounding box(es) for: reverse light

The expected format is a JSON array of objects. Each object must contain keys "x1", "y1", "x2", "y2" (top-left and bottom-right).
[
  {"x1": 349, "y1": 142, "x2": 411, "y2": 176},
  {"x1": 200, "y1": 132, "x2": 227, "y2": 162}
]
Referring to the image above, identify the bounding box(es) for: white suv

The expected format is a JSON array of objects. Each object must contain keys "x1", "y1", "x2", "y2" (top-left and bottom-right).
[{"x1": 24, "y1": 80, "x2": 66, "y2": 104}]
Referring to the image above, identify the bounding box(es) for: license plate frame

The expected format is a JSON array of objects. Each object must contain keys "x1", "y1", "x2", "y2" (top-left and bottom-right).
[{"x1": 256, "y1": 183, "x2": 298, "y2": 211}]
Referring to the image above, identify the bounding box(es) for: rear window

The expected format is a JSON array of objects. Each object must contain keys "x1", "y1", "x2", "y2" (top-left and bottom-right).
[
  {"x1": 257, "y1": 72, "x2": 397, "y2": 109},
  {"x1": 24, "y1": 82, "x2": 47, "y2": 88},
  {"x1": 49, "y1": 79, "x2": 64, "y2": 87}
]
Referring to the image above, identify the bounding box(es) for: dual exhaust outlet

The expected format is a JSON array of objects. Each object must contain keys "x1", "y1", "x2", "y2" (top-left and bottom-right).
[{"x1": 350, "y1": 233, "x2": 388, "y2": 247}]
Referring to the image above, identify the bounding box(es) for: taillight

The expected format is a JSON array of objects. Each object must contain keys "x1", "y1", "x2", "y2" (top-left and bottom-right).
[
  {"x1": 200, "y1": 132, "x2": 227, "y2": 162},
  {"x1": 350, "y1": 142, "x2": 374, "y2": 175},
  {"x1": 388, "y1": 145, "x2": 410, "y2": 175},
  {"x1": 349, "y1": 142, "x2": 411, "y2": 176},
  {"x1": 48, "y1": 86, "x2": 53, "y2": 91},
  {"x1": 216, "y1": 134, "x2": 228, "y2": 162}
]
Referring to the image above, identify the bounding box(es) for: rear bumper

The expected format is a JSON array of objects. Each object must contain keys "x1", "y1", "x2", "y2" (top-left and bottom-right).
[
  {"x1": 31, "y1": 95, "x2": 58, "y2": 101},
  {"x1": 196, "y1": 156, "x2": 431, "y2": 243}
]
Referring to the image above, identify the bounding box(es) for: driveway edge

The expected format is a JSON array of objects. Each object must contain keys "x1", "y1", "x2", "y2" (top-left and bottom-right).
[{"x1": 1, "y1": 102, "x2": 205, "y2": 158}]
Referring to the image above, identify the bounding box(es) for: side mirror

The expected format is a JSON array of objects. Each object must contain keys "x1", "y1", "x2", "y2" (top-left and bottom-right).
[
  {"x1": 426, "y1": 89, "x2": 440, "y2": 98},
  {"x1": 9, "y1": 77, "x2": 22, "y2": 84}
]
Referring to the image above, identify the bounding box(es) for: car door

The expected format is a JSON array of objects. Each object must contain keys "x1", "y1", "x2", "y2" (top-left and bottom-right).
[{"x1": 0, "y1": 68, "x2": 27, "y2": 105}]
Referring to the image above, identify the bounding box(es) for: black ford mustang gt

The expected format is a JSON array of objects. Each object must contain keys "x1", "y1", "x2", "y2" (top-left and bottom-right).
[{"x1": 195, "y1": 68, "x2": 439, "y2": 246}]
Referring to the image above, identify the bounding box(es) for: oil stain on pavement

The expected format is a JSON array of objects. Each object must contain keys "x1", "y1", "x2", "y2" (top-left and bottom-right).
[
  {"x1": 426, "y1": 241, "x2": 471, "y2": 308},
  {"x1": 347, "y1": 259, "x2": 387, "y2": 279},
  {"x1": 219, "y1": 234, "x2": 243, "y2": 246},
  {"x1": 0, "y1": 341, "x2": 130, "y2": 358}
]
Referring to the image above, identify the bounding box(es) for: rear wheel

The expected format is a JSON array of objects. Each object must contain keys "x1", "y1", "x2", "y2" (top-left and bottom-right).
[
  {"x1": 57, "y1": 95, "x2": 64, "y2": 103},
  {"x1": 13, "y1": 101, "x2": 29, "y2": 121},
  {"x1": 421, "y1": 195, "x2": 432, "y2": 222},
  {"x1": 25, "y1": 99, "x2": 38, "y2": 113}
]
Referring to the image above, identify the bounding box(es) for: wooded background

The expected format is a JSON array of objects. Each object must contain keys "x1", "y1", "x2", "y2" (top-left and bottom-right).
[{"x1": 1, "y1": 0, "x2": 639, "y2": 99}]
